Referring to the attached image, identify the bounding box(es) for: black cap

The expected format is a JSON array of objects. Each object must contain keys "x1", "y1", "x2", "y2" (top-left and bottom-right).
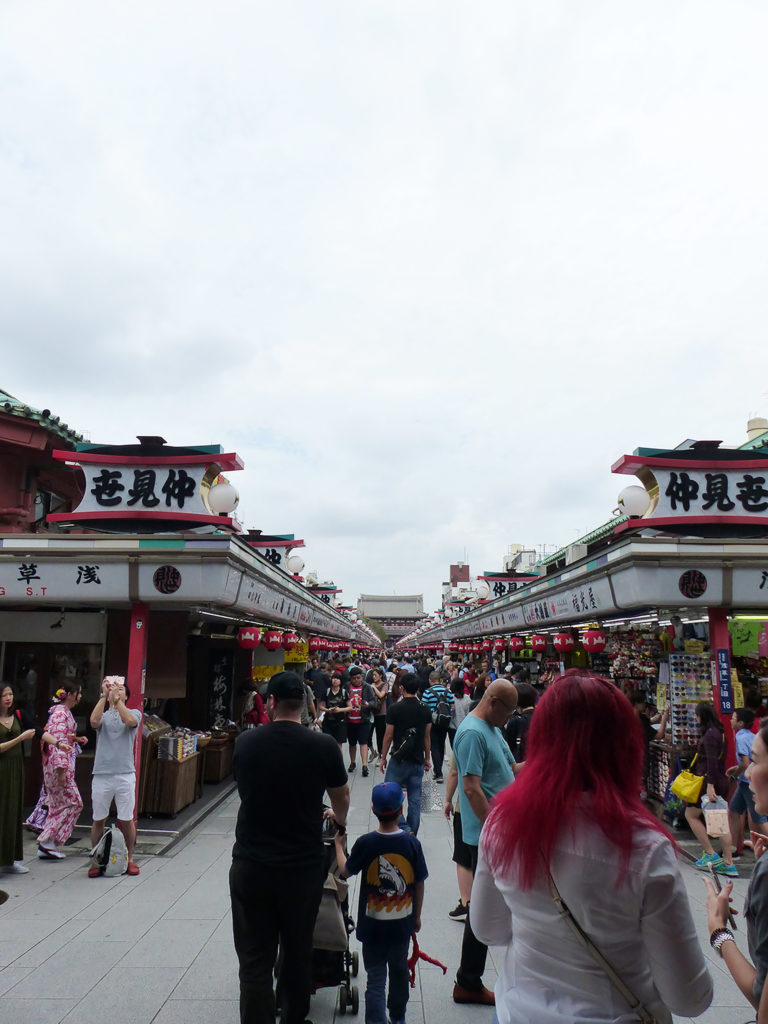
[{"x1": 267, "y1": 671, "x2": 306, "y2": 701}]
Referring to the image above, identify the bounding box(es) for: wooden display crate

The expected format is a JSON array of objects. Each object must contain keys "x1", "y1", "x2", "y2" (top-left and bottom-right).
[
  {"x1": 149, "y1": 752, "x2": 199, "y2": 816},
  {"x1": 204, "y1": 738, "x2": 233, "y2": 782}
]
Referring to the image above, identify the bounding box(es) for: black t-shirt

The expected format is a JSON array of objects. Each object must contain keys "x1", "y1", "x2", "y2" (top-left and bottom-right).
[
  {"x1": 386, "y1": 698, "x2": 432, "y2": 764},
  {"x1": 309, "y1": 671, "x2": 331, "y2": 703},
  {"x1": 232, "y1": 721, "x2": 347, "y2": 868}
]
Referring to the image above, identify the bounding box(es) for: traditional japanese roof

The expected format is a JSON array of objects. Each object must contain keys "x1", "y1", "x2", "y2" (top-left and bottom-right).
[
  {"x1": 0, "y1": 387, "x2": 84, "y2": 446},
  {"x1": 537, "y1": 514, "x2": 629, "y2": 568}
]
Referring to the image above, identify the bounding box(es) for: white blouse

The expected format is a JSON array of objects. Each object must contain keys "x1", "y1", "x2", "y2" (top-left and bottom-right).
[{"x1": 471, "y1": 813, "x2": 712, "y2": 1024}]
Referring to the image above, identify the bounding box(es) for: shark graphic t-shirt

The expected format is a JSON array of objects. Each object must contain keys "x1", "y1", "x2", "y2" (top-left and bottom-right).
[{"x1": 344, "y1": 829, "x2": 429, "y2": 943}]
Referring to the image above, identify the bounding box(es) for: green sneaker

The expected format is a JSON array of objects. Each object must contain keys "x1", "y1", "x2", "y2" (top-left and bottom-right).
[
  {"x1": 714, "y1": 862, "x2": 739, "y2": 878},
  {"x1": 694, "y1": 852, "x2": 723, "y2": 870}
]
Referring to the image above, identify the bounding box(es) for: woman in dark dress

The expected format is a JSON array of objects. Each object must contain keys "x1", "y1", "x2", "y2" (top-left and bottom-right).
[
  {"x1": 0, "y1": 683, "x2": 66, "y2": 873},
  {"x1": 686, "y1": 701, "x2": 735, "y2": 875},
  {"x1": 318, "y1": 673, "x2": 351, "y2": 750}
]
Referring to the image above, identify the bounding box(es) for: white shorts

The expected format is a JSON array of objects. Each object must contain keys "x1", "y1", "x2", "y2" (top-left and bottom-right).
[{"x1": 91, "y1": 772, "x2": 136, "y2": 821}]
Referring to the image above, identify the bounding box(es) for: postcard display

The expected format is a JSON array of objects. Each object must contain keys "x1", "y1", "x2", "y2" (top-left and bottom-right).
[{"x1": 647, "y1": 654, "x2": 711, "y2": 802}]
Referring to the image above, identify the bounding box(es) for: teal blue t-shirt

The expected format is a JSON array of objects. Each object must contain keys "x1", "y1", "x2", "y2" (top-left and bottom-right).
[{"x1": 453, "y1": 715, "x2": 514, "y2": 846}]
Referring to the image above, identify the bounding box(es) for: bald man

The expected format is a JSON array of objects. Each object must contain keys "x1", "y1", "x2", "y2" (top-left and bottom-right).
[{"x1": 451, "y1": 679, "x2": 521, "y2": 1006}]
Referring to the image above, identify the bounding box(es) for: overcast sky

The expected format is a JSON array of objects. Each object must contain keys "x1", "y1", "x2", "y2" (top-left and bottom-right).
[{"x1": 2, "y1": 2, "x2": 768, "y2": 613}]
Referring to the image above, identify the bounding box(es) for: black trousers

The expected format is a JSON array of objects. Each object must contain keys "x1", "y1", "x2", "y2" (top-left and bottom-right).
[
  {"x1": 456, "y1": 844, "x2": 488, "y2": 991},
  {"x1": 373, "y1": 715, "x2": 387, "y2": 754},
  {"x1": 431, "y1": 723, "x2": 449, "y2": 778},
  {"x1": 230, "y1": 857, "x2": 326, "y2": 1024}
]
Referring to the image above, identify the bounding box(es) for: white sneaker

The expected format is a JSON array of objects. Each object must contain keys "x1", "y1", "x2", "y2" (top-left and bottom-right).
[{"x1": 8, "y1": 861, "x2": 29, "y2": 873}]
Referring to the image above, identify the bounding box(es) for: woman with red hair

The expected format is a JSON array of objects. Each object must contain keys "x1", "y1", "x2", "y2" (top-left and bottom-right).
[{"x1": 470, "y1": 670, "x2": 712, "y2": 1024}]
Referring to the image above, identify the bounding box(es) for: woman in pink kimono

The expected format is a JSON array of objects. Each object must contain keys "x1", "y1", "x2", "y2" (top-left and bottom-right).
[{"x1": 37, "y1": 682, "x2": 87, "y2": 860}]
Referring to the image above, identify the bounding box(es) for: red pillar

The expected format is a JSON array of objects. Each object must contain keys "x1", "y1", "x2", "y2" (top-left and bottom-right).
[
  {"x1": 126, "y1": 602, "x2": 149, "y2": 821},
  {"x1": 708, "y1": 607, "x2": 735, "y2": 768}
]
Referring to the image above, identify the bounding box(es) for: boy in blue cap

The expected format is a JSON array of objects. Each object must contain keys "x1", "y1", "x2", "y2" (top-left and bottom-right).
[{"x1": 334, "y1": 782, "x2": 428, "y2": 1024}]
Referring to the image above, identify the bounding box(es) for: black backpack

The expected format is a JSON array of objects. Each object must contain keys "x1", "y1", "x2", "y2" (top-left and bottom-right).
[
  {"x1": 391, "y1": 727, "x2": 418, "y2": 763},
  {"x1": 433, "y1": 691, "x2": 453, "y2": 729}
]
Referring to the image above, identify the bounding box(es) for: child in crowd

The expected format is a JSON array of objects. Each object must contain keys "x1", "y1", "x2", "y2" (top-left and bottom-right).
[{"x1": 334, "y1": 782, "x2": 428, "y2": 1024}]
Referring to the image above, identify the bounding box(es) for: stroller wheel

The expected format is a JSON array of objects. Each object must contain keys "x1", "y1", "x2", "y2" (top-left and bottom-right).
[
  {"x1": 350, "y1": 985, "x2": 360, "y2": 1015},
  {"x1": 351, "y1": 951, "x2": 359, "y2": 977},
  {"x1": 338, "y1": 983, "x2": 348, "y2": 1015}
]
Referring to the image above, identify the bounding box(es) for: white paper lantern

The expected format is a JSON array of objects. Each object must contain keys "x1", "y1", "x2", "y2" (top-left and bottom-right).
[
  {"x1": 208, "y1": 482, "x2": 240, "y2": 514},
  {"x1": 617, "y1": 485, "x2": 650, "y2": 518}
]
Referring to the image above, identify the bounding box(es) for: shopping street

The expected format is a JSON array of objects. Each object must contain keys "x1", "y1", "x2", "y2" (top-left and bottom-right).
[{"x1": 0, "y1": 763, "x2": 756, "y2": 1024}]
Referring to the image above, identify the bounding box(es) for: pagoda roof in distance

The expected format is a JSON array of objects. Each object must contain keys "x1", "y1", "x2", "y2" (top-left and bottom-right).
[{"x1": 0, "y1": 387, "x2": 84, "y2": 446}]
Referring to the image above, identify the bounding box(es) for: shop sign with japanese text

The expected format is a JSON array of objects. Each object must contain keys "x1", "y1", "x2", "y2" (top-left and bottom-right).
[
  {"x1": 613, "y1": 451, "x2": 768, "y2": 531},
  {"x1": 0, "y1": 561, "x2": 128, "y2": 601},
  {"x1": 285, "y1": 641, "x2": 309, "y2": 664}
]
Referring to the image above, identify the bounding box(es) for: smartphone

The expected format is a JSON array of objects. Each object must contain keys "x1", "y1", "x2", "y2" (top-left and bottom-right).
[{"x1": 709, "y1": 866, "x2": 737, "y2": 929}]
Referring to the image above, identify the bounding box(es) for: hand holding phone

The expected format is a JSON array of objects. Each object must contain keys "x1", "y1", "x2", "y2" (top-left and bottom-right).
[{"x1": 709, "y1": 866, "x2": 737, "y2": 929}]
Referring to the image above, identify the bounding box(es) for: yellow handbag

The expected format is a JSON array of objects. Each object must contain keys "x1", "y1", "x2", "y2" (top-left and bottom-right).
[{"x1": 670, "y1": 755, "x2": 703, "y2": 804}]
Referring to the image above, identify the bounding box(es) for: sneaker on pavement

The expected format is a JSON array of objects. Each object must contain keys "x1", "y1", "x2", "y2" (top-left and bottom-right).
[
  {"x1": 714, "y1": 862, "x2": 739, "y2": 878},
  {"x1": 435, "y1": 775, "x2": 444, "y2": 783},
  {"x1": 127, "y1": 861, "x2": 140, "y2": 876},
  {"x1": 87, "y1": 865, "x2": 102, "y2": 878},
  {"x1": 694, "y1": 852, "x2": 723, "y2": 870},
  {"x1": 453, "y1": 984, "x2": 495, "y2": 1006},
  {"x1": 7, "y1": 861, "x2": 29, "y2": 874},
  {"x1": 448, "y1": 900, "x2": 469, "y2": 920},
  {"x1": 347, "y1": 763, "x2": 356, "y2": 772},
  {"x1": 362, "y1": 766, "x2": 369, "y2": 777}
]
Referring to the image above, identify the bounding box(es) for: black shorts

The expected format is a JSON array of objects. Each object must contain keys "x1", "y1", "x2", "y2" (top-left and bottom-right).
[
  {"x1": 323, "y1": 717, "x2": 347, "y2": 743},
  {"x1": 347, "y1": 720, "x2": 371, "y2": 745},
  {"x1": 452, "y1": 811, "x2": 474, "y2": 870}
]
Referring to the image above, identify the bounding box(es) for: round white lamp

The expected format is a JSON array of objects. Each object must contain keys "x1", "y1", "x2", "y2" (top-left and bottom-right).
[
  {"x1": 476, "y1": 580, "x2": 491, "y2": 600},
  {"x1": 286, "y1": 553, "x2": 305, "y2": 574},
  {"x1": 617, "y1": 485, "x2": 651, "y2": 518},
  {"x1": 208, "y1": 482, "x2": 240, "y2": 514}
]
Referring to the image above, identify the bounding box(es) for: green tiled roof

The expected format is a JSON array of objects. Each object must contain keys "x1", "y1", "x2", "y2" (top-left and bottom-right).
[
  {"x1": 538, "y1": 514, "x2": 629, "y2": 567},
  {"x1": 0, "y1": 388, "x2": 84, "y2": 446}
]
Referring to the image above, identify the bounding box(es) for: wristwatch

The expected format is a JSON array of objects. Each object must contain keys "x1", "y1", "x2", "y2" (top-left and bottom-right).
[{"x1": 710, "y1": 927, "x2": 735, "y2": 956}]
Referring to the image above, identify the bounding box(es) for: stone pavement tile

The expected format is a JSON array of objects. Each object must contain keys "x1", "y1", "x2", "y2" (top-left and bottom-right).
[
  {"x1": 59, "y1": 966, "x2": 186, "y2": 1024},
  {"x1": 163, "y1": 876, "x2": 231, "y2": 920},
  {"x1": 209, "y1": 912, "x2": 233, "y2": 943},
  {"x1": 9, "y1": 939, "x2": 132, "y2": 998},
  {"x1": 170, "y1": 939, "x2": 239, "y2": 1000},
  {"x1": 13, "y1": 918, "x2": 94, "y2": 968},
  {"x1": 122, "y1": 918, "x2": 219, "y2": 968},
  {"x1": 153, "y1": 1000, "x2": 239, "y2": 1024},
  {"x1": 70, "y1": 896, "x2": 165, "y2": 943},
  {"x1": 0, "y1": 917, "x2": 90, "y2": 967},
  {"x1": 0, "y1": 997, "x2": 76, "y2": 1023},
  {"x1": 0, "y1": 966, "x2": 33, "y2": 996}
]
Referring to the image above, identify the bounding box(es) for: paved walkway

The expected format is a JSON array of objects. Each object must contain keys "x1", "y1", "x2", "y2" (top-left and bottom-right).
[{"x1": 0, "y1": 761, "x2": 757, "y2": 1024}]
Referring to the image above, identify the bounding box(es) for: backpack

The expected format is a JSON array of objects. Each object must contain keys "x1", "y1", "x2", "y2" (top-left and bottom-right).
[
  {"x1": 433, "y1": 692, "x2": 453, "y2": 729},
  {"x1": 391, "y1": 727, "x2": 418, "y2": 763},
  {"x1": 90, "y1": 824, "x2": 128, "y2": 877}
]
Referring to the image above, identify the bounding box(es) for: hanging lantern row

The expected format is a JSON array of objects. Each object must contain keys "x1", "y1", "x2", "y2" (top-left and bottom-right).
[{"x1": 444, "y1": 628, "x2": 610, "y2": 656}]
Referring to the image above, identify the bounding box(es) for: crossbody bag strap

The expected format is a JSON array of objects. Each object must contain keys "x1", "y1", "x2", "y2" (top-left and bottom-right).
[{"x1": 546, "y1": 869, "x2": 657, "y2": 1024}]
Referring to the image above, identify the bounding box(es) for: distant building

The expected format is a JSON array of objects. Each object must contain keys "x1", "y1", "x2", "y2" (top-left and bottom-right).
[{"x1": 357, "y1": 594, "x2": 426, "y2": 642}]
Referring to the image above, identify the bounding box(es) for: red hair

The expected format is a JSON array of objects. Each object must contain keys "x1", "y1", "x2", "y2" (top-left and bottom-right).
[{"x1": 485, "y1": 669, "x2": 670, "y2": 889}]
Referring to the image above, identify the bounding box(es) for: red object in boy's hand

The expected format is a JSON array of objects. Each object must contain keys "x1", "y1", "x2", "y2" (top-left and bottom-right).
[{"x1": 407, "y1": 935, "x2": 447, "y2": 988}]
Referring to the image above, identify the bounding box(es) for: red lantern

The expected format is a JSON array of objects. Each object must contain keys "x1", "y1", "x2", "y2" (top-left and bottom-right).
[
  {"x1": 481, "y1": 638, "x2": 492, "y2": 652},
  {"x1": 494, "y1": 638, "x2": 506, "y2": 652},
  {"x1": 472, "y1": 642, "x2": 482, "y2": 654},
  {"x1": 308, "y1": 636, "x2": 322, "y2": 654},
  {"x1": 263, "y1": 629, "x2": 283, "y2": 652},
  {"x1": 553, "y1": 632, "x2": 575, "y2": 653},
  {"x1": 582, "y1": 629, "x2": 607, "y2": 654},
  {"x1": 283, "y1": 631, "x2": 299, "y2": 651},
  {"x1": 509, "y1": 636, "x2": 525, "y2": 653},
  {"x1": 237, "y1": 626, "x2": 261, "y2": 650},
  {"x1": 530, "y1": 635, "x2": 548, "y2": 652}
]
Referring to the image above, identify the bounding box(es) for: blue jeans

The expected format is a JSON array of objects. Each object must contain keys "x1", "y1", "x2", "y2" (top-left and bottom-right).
[
  {"x1": 384, "y1": 760, "x2": 424, "y2": 835},
  {"x1": 362, "y1": 937, "x2": 410, "y2": 1024}
]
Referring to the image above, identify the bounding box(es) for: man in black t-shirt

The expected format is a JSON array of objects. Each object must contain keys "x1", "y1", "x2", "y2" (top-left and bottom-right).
[
  {"x1": 379, "y1": 674, "x2": 432, "y2": 835},
  {"x1": 229, "y1": 671, "x2": 349, "y2": 1024}
]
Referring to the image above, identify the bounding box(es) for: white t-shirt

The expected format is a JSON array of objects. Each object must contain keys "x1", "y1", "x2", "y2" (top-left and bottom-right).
[{"x1": 93, "y1": 707, "x2": 142, "y2": 775}]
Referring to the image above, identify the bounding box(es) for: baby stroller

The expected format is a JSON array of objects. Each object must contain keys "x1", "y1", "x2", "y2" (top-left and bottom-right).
[{"x1": 311, "y1": 816, "x2": 360, "y2": 1014}]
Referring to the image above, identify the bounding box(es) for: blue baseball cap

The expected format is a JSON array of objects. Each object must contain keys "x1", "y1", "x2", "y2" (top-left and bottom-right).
[{"x1": 371, "y1": 782, "x2": 404, "y2": 815}]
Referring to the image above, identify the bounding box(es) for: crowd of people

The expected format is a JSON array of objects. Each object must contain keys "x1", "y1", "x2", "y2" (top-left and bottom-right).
[
  {"x1": 0, "y1": 676, "x2": 142, "y2": 878},
  {"x1": 230, "y1": 650, "x2": 768, "y2": 1024}
]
